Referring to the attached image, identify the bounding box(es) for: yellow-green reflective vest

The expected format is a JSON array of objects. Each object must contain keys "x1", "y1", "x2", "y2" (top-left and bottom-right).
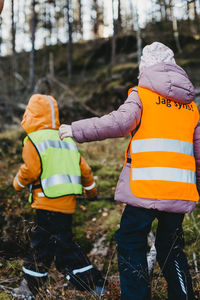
[{"x1": 28, "y1": 129, "x2": 82, "y2": 198}]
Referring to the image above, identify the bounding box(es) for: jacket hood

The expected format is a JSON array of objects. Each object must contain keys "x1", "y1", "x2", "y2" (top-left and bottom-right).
[
  {"x1": 138, "y1": 63, "x2": 195, "y2": 104},
  {"x1": 21, "y1": 94, "x2": 60, "y2": 133}
]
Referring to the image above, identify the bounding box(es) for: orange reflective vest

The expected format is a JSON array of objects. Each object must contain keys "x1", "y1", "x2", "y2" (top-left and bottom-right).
[{"x1": 127, "y1": 86, "x2": 199, "y2": 201}]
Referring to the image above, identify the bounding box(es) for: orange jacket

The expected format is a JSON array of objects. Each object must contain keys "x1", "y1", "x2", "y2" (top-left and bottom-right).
[{"x1": 13, "y1": 94, "x2": 97, "y2": 214}]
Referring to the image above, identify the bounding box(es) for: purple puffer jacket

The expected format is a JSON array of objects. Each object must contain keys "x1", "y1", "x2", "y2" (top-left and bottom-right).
[{"x1": 72, "y1": 63, "x2": 200, "y2": 214}]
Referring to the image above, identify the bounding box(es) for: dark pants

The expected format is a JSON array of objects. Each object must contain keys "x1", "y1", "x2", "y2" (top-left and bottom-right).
[
  {"x1": 23, "y1": 210, "x2": 102, "y2": 294},
  {"x1": 115, "y1": 205, "x2": 195, "y2": 300}
]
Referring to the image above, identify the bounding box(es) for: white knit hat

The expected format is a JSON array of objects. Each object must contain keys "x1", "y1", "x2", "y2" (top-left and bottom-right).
[{"x1": 139, "y1": 42, "x2": 176, "y2": 74}]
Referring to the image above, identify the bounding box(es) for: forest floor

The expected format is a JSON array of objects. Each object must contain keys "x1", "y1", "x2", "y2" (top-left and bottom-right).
[{"x1": 0, "y1": 129, "x2": 200, "y2": 299}]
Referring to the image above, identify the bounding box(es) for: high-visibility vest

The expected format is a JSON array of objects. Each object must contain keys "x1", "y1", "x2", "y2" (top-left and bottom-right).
[
  {"x1": 28, "y1": 129, "x2": 82, "y2": 198},
  {"x1": 127, "y1": 86, "x2": 199, "y2": 201}
]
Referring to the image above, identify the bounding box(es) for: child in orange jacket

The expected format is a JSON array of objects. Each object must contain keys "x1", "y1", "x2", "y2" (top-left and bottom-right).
[{"x1": 12, "y1": 94, "x2": 106, "y2": 299}]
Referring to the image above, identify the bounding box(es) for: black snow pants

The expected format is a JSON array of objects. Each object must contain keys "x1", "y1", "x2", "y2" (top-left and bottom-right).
[
  {"x1": 23, "y1": 209, "x2": 102, "y2": 294},
  {"x1": 115, "y1": 205, "x2": 195, "y2": 300}
]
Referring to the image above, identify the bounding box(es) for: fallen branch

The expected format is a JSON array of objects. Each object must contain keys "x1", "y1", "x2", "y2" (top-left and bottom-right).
[
  {"x1": 193, "y1": 252, "x2": 199, "y2": 273},
  {"x1": 14, "y1": 72, "x2": 27, "y2": 87},
  {"x1": 0, "y1": 284, "x2": 13, "y2": 293},
  {"x1": 191, "y1": 212, "x2": 199, "y2": 232},
  {"x1": 0, "y1": 277, "x2": 18, "y2": 284},
  {"x1": 47, "y1": 74, "x2": 101, "y2": 117}
]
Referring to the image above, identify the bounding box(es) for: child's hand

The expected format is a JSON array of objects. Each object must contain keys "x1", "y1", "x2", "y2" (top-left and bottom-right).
[
  {"x1": 84, "y1": 186, "x2": 97, "y2": 200},
  {"x1": 59, "y1": 124, "x2": 72, "y2": 140}
]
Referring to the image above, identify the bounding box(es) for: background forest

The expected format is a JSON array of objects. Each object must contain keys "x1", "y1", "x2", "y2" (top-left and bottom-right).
[{"x1": 0, "y1": 0, "x2": 200, "y2": 299}]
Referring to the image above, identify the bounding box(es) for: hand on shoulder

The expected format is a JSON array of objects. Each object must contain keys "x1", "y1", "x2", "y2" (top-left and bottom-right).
[{"x1": 59, "y1": 124, "x2": 73, "y2": 140}]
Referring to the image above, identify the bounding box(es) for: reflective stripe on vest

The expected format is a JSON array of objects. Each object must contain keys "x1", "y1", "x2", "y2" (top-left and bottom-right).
[
  {"x1": 128, "y1": 86, "x2": 199, "y2": 201},
  {"x1": 28, "y1": 129, "x2": 82, "y2": 198},
  {"x1": 132, "y1": 167, "x2": 196, "y2": 184},
  {"x1": 41, "y1": 174, "x2": 81, "y2": 189},
  {"x1": 131, "y1": 138, "x2": 194, "y2": 156},
  {"x1": 36, "y1": 139, "x2": 78, "y2": 153}
]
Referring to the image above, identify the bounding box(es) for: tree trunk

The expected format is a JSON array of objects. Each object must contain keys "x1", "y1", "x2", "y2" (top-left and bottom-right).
[
  {"x1": 29, "y1": 0, "x2": 36, "y2": 91},
  {"x1": 11, "y1": 0, "x2": 16, "y2": 72},
  {"x1": 66, "y1": 0, "x2": 72, "y2": 78},
  {"x1": 78, "y1": 0, "x2": 83, "y2": 38},
  {"x1": 187, "y1": 0, "x2": 197, "y2": 19},
  {"x1": 136, "y1": 5, "x2": 142, "y2": 65},
  {"x1": 93, "y1": 0, "x2": 99, "y2": 38},
  {"x1": 162, "y1": 0, "x2": 167, "y2": 21},
  {"x1": 0, "y1": 16, "x2": 2, "y2": 55},
  {"x1": 53, "y1": 0, "x2": 59, "y2": 44},
  {"x1": 169, "y1": 0, "x2": 182, "y2": 53},
  {"x1": 187, "y1": 1, "x2": 190, "y2": 21},
  {"x1": 194, "y1": 0, "x2": 197, "y2": 19},
  {"x1": 165, "y1": 0, "x2": 171, "y2": 21},
  {"x1": 49, "y1": 52, "x2": 54, "y2": 77},
  {"x1": 23, "y1": 0, "x2": 28, "y2": 49},
  {"x1": 157, "y1": 0, "x2": 166, "y2": 21},
  {"x1": 111, "y1": 0, "x2": 116, "y2": 64},
  {"x1": 129, "y1": 0, "x2": 135, "y2": 31},
  {"x1": 117, "y1": 0, "x2": 122, "y2": 33}
]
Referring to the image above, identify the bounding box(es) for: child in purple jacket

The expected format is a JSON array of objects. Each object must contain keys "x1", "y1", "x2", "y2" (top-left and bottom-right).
[{"x1": 59, "y1": 42, "x2": 200, "y2": 300}]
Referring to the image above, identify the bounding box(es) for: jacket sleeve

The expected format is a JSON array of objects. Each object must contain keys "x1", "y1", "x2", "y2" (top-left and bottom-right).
[
  {"x1": 13, "y1": 138, "x2": 41, "y2": 191},
  {"x1": 71, "y1": 89, "x2": 142, "y2": 143},
  {"x1": 80, "y1": 155, "x2": 97, "y2": 199},
  {"x1": 194, "y1": 121, "x2": 200, "y2": 196}
]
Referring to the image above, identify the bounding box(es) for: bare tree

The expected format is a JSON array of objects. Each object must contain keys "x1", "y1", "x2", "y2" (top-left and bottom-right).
[
  {"x1": 128, "y1": 0, "x2": 135, "y2": 31},
  {"x1": 111, "y1": 0, "x2": 116, "y2": 64},
  {"x1": 77, "y1": 0, "x2": 83, "y2": 38},
  {"x1": 47, "y1": 0, "x2": 57, "y2": 45},
  {"x1": 92, "y1": 0, "x2": 100, "y2": 38},
  {"x1": 11, "y1": 0, "x2": 16, "y2": 55},
  {"x1": 156, "y1": 0, "x2": 167, "y2": 21},
  {"x1": 0, "y1": 16, "x2": 2, "y2": 55},
  {"x1": 187, "y1": 0, "x2": 198, "y2": 20},
  {"x1": 29, "y1": 0, "x2": 36, "y2": 91},
  {"x1": 130, "y1": 1, "x2": 141, "y2": 64},
  {"x1": 22, "y1": 0, "x2": 29, "y2": 49},
  {"x1": 11, "y1": 0, "x2": 17, "y2": 72},
  {"x1": 45, "y1": 0, "x2": 52, "y2": 45},
  {"x1": 53, "y1": 0, "x2": 60, "y2": 44},
  {"x1": 73, "y1": 0, "x2": 83, "y2": 40},
  {"x1": 66, "y1": 0, "x2": 73, "y2": 78},
  {"x1": 169, "y1": 0, "x2": 182, "y2": 53},
  {"x1": 136, "y1": 6, "x2": 142, "y2": 65},
  {"x1": 117, "y1": 0, "x2": 122, "y2": 33},
  {"x1": 91, "y1": 0, "x2": 104, "y2": 38},
  {"x1": 52, "y1": 0, "x2": 64, "y2": 44}
]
